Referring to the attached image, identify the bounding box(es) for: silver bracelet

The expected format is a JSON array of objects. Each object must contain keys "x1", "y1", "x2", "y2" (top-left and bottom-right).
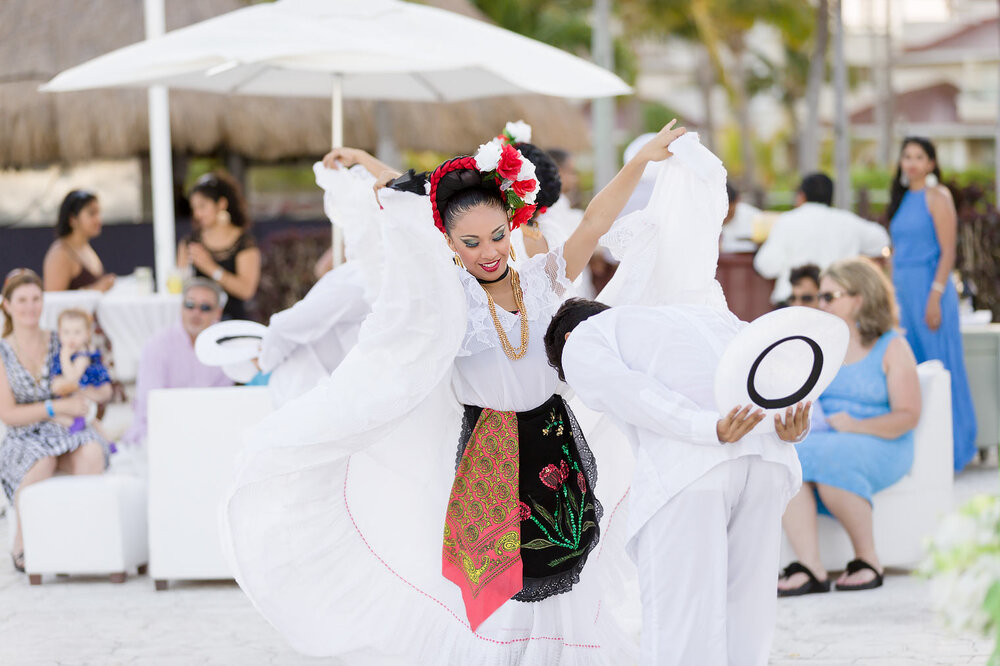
[{"x1": 931, "y1": 281, "x2": 946, "y2": 294}]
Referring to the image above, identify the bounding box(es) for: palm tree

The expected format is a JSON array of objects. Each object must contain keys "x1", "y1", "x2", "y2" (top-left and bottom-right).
[
  {"x1": 799, "y1": 0, "x2": 829, "y2": 173},
  {"x1": 832, "y1": 0, "x2": 850, "y2": 209},
  {"x1": 620, "y1": 0, "x2": 810, "y2": 189}
]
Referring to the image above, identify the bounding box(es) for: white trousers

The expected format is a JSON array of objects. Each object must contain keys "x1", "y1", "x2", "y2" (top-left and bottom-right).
[{"x1": 633, "y1": 457, "x2": 788, "y2": 666}]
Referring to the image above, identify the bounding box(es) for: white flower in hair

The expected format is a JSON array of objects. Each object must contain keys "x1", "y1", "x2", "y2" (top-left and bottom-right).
[
  {"x1": 505, "y1": 120, "x2": 532, "y2": 144},
  {"x1": 523, "y1": 188, "x2": 537, "y2": 205},
  {"x1": 474, "y1": 139, "x2": 503, "y2": 172},
  {"x1": 517, "y1": 158, "x2": 536, "y2": 182}
]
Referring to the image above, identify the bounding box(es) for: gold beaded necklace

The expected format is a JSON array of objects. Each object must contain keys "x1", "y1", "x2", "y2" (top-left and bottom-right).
[{"x1": 483, "y1": 267, "x2": 529, "y2": 361}]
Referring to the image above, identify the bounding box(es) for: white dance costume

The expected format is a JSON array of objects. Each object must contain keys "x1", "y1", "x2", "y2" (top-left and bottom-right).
[{"x1": 222, "y1": 165, "x2": 636, "y2": 665}]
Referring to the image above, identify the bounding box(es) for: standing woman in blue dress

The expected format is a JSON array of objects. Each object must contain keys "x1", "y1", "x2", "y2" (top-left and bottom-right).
[{"x1": 887, "y1": 137, "x2": 976, "y2": 471}]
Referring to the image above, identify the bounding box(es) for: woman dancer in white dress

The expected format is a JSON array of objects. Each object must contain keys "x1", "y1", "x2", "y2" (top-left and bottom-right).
[{"x1": 223, "y1": 121, "x2": 686, "y2": 665}]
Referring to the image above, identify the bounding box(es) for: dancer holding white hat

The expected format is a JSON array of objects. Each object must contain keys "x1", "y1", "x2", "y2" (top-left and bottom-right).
[{"x1": 543, "y1": 131, "x2": 849, "y2": 665}]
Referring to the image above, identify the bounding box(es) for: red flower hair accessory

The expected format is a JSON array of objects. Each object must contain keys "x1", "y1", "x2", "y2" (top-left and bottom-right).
[{"x1": 427, "y1": 122, "x2": 540, "y2": 235}]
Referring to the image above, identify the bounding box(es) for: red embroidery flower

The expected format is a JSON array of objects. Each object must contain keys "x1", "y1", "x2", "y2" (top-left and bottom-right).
[
  {"x1": 511, "y1": 204, "x2": 536, "y2": 230},
  {"x1": 518, "y1": 501, "x2": 531, "y2": 520},
  {"x1": 539, "y1": 464, "x2": 563, "y2": 489},
  {"x1": 496, "y1": 143, "x2": 523, "y2": 181},
  {"x1": 512, "y1": 178, "x2": 537, "y2": 198},
  {"x1": 577, "y1": 471, "x2": 586, "y2": 494},
  {"x1": 559, "y1": 459, "x2": 570, "y2": 481}
]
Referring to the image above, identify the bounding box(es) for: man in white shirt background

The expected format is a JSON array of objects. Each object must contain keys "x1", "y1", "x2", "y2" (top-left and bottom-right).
[
  {"x1": 720, "y1": 183, "x2": 762, "y2": 253},
  {"x1": 753, "y1": 173, "x2": 889, "y2": 304}
]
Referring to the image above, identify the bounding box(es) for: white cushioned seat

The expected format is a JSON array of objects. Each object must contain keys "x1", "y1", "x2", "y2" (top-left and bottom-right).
[
  {"x1": 19, "y1": 474, "x2": 148, "y2": 584},
  {"x1": 781, "y1": 360, "x2": 954, "y2": 570}
]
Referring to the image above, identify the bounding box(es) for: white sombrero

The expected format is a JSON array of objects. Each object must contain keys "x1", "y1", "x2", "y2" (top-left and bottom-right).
[
  {"x1": 714, "y1": 307, "x2": 849, "y2": 432},
  {"x1": 195, "y1": 320, "x2": 267, "y2": 383}
]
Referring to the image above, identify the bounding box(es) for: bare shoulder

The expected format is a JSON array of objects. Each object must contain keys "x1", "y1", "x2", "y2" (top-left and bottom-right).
[
  {"x1": 43, "y1": 240, "x2": 71, "y2": 262},
  {"x1": 925, "y1": 184, "x2": 955, "y2": 209},
  {"x1": 885, "y1": 333, "x2": 918, "y2": 369}
]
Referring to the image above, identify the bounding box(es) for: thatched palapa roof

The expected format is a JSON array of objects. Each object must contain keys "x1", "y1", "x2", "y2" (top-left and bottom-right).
[{"x1": 0, "y1": 0, "x2": 591, "y2": 168}]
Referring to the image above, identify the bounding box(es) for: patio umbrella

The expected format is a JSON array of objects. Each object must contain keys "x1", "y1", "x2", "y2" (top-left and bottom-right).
[{"x1": 42, "y1": 0, "x2": 630, "y2": 275}]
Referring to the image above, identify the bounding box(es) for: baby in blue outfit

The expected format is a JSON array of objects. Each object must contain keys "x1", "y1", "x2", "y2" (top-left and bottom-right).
[{"x1": 50, "y1": 309, "x2": 111, "y2": 434}]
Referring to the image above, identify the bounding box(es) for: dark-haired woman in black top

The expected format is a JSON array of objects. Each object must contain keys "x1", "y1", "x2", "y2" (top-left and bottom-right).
[
  {"x1": 42, "y1": 190, "x2": 115, "y2": 292},
  {"x1": 177, "y1": 172, "x2": 261, "y2": 320}
]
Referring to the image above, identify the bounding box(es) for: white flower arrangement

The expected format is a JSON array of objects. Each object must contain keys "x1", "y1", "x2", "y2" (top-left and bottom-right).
[
  {"x1": 921, "y1": 494, "x2": 1000, "y2": 662},
  {"x1": 504, "y1": 120, "x2": 532, "y2": 144},
  {"x1": 474, "y1": 139, "x2": 503, "y2": 172},
  {"x1": 517, "y1": 158, "x2": 536, "y2": 183}
]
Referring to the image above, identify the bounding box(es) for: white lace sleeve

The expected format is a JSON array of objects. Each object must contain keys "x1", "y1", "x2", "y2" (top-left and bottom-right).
[
  {"x1": 521, "y1": 244, "x2": 574, "y2": 305},
  {"x1": 599, "y1": 209, "x2": 655, "y2": 263},
  {"x1": 598, "y1": 132, "x2": 730, "y2": 311}
]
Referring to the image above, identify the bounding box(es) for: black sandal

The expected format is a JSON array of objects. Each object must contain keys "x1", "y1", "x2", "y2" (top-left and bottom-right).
[
  {"x1": 835, "y1": 558, "x2": 884, "y2": 591},
  {"x1": 778, "y1": 561, "x2": 830, "y2": 597},
  {"x1": 11, "y1": 551, "x2": 24, "y2": 573}
]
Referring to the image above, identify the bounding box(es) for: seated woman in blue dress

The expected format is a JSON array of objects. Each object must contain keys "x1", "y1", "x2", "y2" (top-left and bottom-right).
[{"x1": 778, "y1": 257, "x2": 921, "y2": 596}]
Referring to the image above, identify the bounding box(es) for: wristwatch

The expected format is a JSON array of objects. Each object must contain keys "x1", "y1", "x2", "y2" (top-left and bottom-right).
[{"x1": 211, "y1": 267, "x2": 224, "y2": 282}]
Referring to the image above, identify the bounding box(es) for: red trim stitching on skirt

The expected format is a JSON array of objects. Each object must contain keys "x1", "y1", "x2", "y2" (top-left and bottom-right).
[{"x1": 342, "y1": 455, "x2": 603, "y2": 649}]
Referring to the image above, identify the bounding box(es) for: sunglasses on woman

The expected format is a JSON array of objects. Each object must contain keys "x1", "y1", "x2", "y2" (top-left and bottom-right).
[{"x1": 817, "y1": 290, "x2": 850, "y2": 304}]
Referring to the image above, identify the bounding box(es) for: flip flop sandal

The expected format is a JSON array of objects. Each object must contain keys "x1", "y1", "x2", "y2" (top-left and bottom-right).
[
  {"x1": 11, "y1": 551, "x2": 25, "y2": 573},
  {"x1": 778, "y1": 561, "x2": 831, "y2": 597},
  {"x1": 835, "y1": 558, "x2": 884, "y2": 591}
]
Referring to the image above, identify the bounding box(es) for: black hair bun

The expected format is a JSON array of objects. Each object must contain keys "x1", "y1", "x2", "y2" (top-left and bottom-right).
[
  {"x1": 435, "y1": 167, "x2": 494, "y2": 218},
  {"x1": 515, "y1": 143, "x2": 561, "y2": 209}
]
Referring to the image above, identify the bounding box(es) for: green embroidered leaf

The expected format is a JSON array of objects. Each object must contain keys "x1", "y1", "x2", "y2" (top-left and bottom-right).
[
  {"x1": 530, "y1": 498, "x2": 556, "y2": 527},
  {"x1": 581, "y1": 521, "x2": 597, "y2": 533},
  {"x1": 522, "y1": 538, "x2": 560, "y2": 550},
  {"x1": 548, "y1": 547, "x2": 589, "y2": 567},
  {"x1": 562, "y1": 499, "x2": 575, "y2": 535},
  {"x1": 584, "y1": 503, "x2": 594, "y2": 513},
  {"x1": 566, "y1": 488, "x2": 580, "y2": 514}
]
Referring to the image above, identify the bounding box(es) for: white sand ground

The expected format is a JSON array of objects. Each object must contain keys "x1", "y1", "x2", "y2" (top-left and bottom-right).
[{"x1": 1, "y1": 439, "x2": 996, "y2": 665}]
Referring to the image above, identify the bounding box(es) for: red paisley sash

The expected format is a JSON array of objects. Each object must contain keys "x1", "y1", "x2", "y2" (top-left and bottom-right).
[{"x1": 442, "y1": 408, "x2": 521, "y2": 631}]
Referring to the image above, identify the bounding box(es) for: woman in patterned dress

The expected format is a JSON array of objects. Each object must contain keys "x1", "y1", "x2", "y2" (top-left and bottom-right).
[{"x1": 0, "y1": 269, "x2": 111, "y2": 572}]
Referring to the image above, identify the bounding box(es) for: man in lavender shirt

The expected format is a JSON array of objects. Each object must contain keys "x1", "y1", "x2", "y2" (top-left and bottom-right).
[{"x1": 121, "y1": 278, "x2": 232, "y2": 446}]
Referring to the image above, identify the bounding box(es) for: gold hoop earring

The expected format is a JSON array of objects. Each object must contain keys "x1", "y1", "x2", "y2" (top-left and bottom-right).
[
  {"x1": 453, "y1": 254, "x2": 465, "y2": 269},
  {"x1": 509, "y1": 244, "x2": 517, "y2": 262}
]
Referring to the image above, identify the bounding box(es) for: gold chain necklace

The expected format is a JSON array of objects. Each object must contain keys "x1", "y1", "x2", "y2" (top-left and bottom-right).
[{"x1": 483, "y1": 267, "x2": 529, "y2": 361}]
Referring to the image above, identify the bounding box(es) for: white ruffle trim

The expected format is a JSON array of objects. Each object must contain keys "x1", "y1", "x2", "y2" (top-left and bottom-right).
[{"x1": 458, "y1": 246, "x2": 573, "y2": 356}]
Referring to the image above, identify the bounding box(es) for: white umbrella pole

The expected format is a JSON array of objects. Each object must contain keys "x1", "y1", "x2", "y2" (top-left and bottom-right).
[
  {"x1": 332, "y1": 75, "x2": 345, "y2": 267},
  {"x1": 144, "y1": 0, "x2": 176, "y2": 293}
]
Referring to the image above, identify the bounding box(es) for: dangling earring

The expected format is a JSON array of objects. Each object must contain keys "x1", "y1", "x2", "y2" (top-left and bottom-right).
[
  {"x1": 453, "y1": 254, "x2": 465, "y2": 269},
  {"x1": 925, "y1": 172, "x2": 939, "y2": 188},
  {"x1": 217, "y1": 209, "x2": 231, "y2": 226},
  {"x1": 509, "y1": 244, "x2": 517, "y2": 262},
  {"x1": 899, "y1": 172, "x2": 909, "y2": 187}
]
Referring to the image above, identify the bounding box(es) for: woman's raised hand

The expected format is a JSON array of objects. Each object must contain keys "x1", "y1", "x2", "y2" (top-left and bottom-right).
[
  {"x1": 635, "y1": 119, "x2": 687, "y2": 164},
  {"x1": 372, "y1": 169, "x2": 403, "y2": 209},
  {"x1": 322, "y1": 147, "x2": 363, "y2": 170}
]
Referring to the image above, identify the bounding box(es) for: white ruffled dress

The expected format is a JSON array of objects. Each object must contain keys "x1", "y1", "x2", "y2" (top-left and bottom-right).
[{"x1": 222, "y1": 166, "x2": 636, "y2": 665}]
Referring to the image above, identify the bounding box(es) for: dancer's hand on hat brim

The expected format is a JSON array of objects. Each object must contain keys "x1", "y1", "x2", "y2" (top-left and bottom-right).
[
  {"x1": 775, "y1": 401, "x2": 812, "y2": 442},
  {"x1": 717, "y1": 405, "x2": 765, "y2": 444}
]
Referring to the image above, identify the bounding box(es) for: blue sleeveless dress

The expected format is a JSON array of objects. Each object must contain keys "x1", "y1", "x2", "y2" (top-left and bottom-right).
[
  {"x1": 796, "y1": 331, "x2": 914, "y2": 512},
  {"x1": 890, "y1": 189, "x2": 976, "y2": 471}
]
